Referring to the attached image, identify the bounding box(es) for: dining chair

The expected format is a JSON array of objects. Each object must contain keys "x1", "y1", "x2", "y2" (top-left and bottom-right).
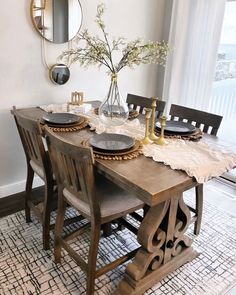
[
  {"x1": 169, "y1": 104, "x2": 223, "y2": 235},
  {"x1": 44, "y1": 126, "x2": 144, "y2": 295},
  {"x1": 11, "y1": 106, "x2": 56, "y2": 250},
  {"x1": 126, "y1": 93, "x2": 166, "y2": 118}
]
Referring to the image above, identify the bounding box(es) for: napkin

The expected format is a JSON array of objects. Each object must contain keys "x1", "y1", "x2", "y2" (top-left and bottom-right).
[
  {"x1": 39, "y1": 103, "x2": 68, "y2": 113},
  {"x1": 70, "y1": 103, "x2": 92, "y2": 114}
]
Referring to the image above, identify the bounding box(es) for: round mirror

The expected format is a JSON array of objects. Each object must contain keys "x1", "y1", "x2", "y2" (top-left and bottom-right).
[
  {"x1": 49, "y1": 64, "x2": 70, "y2": 85},
  {"x1": 31, "y1": 0, "x2": 82, "y2": 44}
]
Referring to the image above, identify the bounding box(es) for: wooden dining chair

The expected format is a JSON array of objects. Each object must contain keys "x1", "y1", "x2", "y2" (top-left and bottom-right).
[
  {"x1": 11, "y1": 106, "x2": 56, "y2": 250},
  {"x1": 44, "y1": 126, "x2": 144, "y2": 295},
  {"x1": 169, "y1": 104, "x2": 223, "y2": 235},
  {"x1": 126, "y1": 93, "x2": 166, "y2": 118},
  {"x1": 169, "y1": 104, "x2": 223, "y2": 135}
]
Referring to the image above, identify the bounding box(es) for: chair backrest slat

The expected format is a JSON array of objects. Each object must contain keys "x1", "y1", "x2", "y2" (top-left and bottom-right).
[
  {"x1": 169, "y1": 104, "x2": 223, "y2": 135},
  {"x1": 203, "y1": 125, "x2": 210, "y2": 134},
  {"x1": 195, "y1": 122, "x2": 201, "y2": 128},
  {"x1": 45, "y1": 127, "x2": 100, "y2": 218},
  {"x1": 126, "y1": 93, "x2": 166, "y2": 118},
  {"x1": 11, "y1": 106, "x2": 51, "y2": 177}
]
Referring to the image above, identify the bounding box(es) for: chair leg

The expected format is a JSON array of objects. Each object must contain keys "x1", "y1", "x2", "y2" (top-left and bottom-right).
[
  {"x1": 87, "y1": 222, "x2": 101, "y2": 295},
  {"x1": 102, "y1": 223, "x2": 112, "y2": 237},
  {"x1": 54, "y1": 193, "x2": 66, "y2": 263},
  {"x1": 25, "y1": 164, "x2": 34, "y2": 223},
  {"x1": 42, "y1": 182, "x2": 54, "y2": 250},
  {"x1": 194, "y1": 184, "x2": 203, "y2": 235},
  {"x1": 117, "y1": 219, "x2": 125, "y2": 231}
]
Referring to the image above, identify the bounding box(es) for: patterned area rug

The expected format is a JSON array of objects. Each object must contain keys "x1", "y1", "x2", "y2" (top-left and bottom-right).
[{"x1": 0, "y1": 187, "x2": 236, "y2": 295}]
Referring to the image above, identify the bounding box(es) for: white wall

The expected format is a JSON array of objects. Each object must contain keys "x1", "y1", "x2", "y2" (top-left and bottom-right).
[{"x1": 0, "y1": 0, "x2": 166, "y2": 198}]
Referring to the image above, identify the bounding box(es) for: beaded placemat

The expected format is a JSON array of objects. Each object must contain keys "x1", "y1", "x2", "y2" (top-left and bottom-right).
[
  {"x1": 155, "y1": 128, "x2": 203, "y2": 141},
  {"x1": 81, "y1": 139, "x2": 143, "y2": 160},
  {"x1": 128, "y1": 110, "x2": 139, "y2": 119},
  {"x1": 41, "y1": 117, "x2": 89, "y2": 132},
  {"x1": 93, "y1": 107, "x2": 139, "y2": 120}
]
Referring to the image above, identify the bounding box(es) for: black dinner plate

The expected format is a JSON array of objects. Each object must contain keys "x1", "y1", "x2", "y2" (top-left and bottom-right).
[
  {"x1": 89, "y1": 133, "x2": 135, "y2": 153},
  {"x1": 42, "y1": 113, "x2": 80, "y2": 125},
  {"x1": 155, "y1": 120, "x2": 196, "y2": 135}
]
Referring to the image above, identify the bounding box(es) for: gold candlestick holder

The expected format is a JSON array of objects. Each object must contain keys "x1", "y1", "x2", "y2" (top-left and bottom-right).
[
  {"x1": 141, "y1": 108, "x2": 153, "y2": 145},
  {"x1": 149, "y1": 97, "x2": 159, "y2": 141},
  {"x1": 155, "y1": 116, "x2": 167, "y2": 145}
]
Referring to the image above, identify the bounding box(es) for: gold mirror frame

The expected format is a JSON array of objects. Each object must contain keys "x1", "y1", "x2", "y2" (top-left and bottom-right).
[
  {"x1": 49, "y1": 64, "x2": 70, "y2": 85},
  {"x1": 30, "y1": 0, "x2": 83, "y2": 44}
]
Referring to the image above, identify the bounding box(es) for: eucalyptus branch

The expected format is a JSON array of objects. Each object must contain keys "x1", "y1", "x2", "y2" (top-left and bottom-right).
[
  {"x1": 58, "y1": 3, "x2": 169, "y2": 76},
  {"x1": 101, "y1": 28, "x2": 115, "y2": 72},
  {"x1": 95, "y1": 4, "x2": 116, "y2": 72},
  {"x1": 77, "y1": 31, "x2": 113, "y2": 71}
]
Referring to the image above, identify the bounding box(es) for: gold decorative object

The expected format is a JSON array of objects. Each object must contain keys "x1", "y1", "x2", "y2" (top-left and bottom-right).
[
  {"x1": 70, "y1": 91, "x2": 84, "y2": 105},
  {"x1": 30, "y1": 0, "x2": 82, "y2": 85},
  {"x1": 149, "y1": 97, "x2": 159, "y2": 141},
  {"x1": 31, "y1": 0, "x2": 83, "y2": 44},
  {"x1": 155, "y1": 116, "x2": 167, "y2": 145},
  {"x1": 141, "y1": 108, "x2": 153, "y2": 145},
  {"x1": 49, "y1": 64, "x2": 70, "y2": 85}
]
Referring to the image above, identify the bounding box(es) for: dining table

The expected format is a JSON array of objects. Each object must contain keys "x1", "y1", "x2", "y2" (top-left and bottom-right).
[{"x1": 16, "y1": 103, "x2": 236, "y2": 295}]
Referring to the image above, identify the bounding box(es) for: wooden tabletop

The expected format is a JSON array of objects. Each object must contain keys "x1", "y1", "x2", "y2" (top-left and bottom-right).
[{"x1": 17, "y1": 106, "x2": 202, "y2": 206}]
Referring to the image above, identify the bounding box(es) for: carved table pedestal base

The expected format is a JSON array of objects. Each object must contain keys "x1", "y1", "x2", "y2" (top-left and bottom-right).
[
  {"x1": 114, "y1": 193, "x2": 199, "y2": 295},
  {"x1": 114, "y1": 247, "x2": 198, "y2": 295}
]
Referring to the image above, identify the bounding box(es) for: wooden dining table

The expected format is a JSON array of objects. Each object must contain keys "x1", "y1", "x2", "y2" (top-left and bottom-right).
[{"x1": 17, "y1": 105, "x2": 234, "y2": 295}]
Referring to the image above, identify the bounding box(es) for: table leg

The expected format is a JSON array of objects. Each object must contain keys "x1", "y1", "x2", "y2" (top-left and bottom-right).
[{"x1": 114, "y1": 193, "x2": 198, "y2": 295}]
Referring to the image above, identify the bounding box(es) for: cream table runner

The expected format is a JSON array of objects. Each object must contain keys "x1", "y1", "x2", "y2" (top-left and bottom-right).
[
  {"x1": 40, "y1": 105, "x2": 236, "y2": 184},
  {"x1": 85, "y1": 110, "x2": 236, "y2": 183}
]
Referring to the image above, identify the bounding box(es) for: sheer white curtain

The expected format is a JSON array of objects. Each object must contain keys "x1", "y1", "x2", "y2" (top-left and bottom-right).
[{"x1": 163, "y1": 0, "x2": 226, "y2": 114}]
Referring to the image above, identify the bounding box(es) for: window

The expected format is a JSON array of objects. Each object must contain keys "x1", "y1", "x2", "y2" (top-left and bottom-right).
[
  {"x1": 210, "y1": 1, "x2": 236, "y2": 184},
  {"x1": 209, "y1": 1, "x2": 236, "y2": 142}
]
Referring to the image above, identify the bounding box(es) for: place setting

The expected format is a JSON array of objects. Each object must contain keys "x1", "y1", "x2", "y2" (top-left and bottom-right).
[
  {"x1": 40, "y1": 112, "x2": 89, "y2": 132},
  {"x1": 93, "y1": 106, "x2": 140, "y2": 120},
  {"x1": 81, "y1": 133, "x2": 143, "y2": 160},
  {"x1": 154, "y1": 119, "x2": 203, "y2": 141}
]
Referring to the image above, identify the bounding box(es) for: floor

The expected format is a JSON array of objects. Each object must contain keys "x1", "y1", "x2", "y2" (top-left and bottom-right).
[
  {"x1": 0, "y1": 179, "x2": 236, "y2": 295},
  {"x1": 0, "y1": 178, "x2": 235, "y2": 294},
  {"x1": 206, "y1": 178, "x2": 236, "y2": 217},
  {"x1": 208, "y1": 114, "x2": 236, "y2": 294},
  {"x1": 206, "y1": 178, "x2": 236, "y2": 295}
]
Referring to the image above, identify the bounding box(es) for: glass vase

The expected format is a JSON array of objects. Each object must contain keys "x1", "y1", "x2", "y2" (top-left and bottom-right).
[{"x1": 98, "y1": 73, "x2": 129, "y2": 126}]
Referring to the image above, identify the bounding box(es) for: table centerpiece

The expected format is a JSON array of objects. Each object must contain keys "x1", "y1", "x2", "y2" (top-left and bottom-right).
[{"x1": 59, "y1": 3, "x2": 169, "y2": 126}]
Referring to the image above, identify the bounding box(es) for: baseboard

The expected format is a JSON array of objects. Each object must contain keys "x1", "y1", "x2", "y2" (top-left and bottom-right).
[
  {"x1": 0, "y1": 176, "x2": 44, "y2": 199},
  {"x1": 0, "y1": 186, "x2": 44, "y2": 218}
]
